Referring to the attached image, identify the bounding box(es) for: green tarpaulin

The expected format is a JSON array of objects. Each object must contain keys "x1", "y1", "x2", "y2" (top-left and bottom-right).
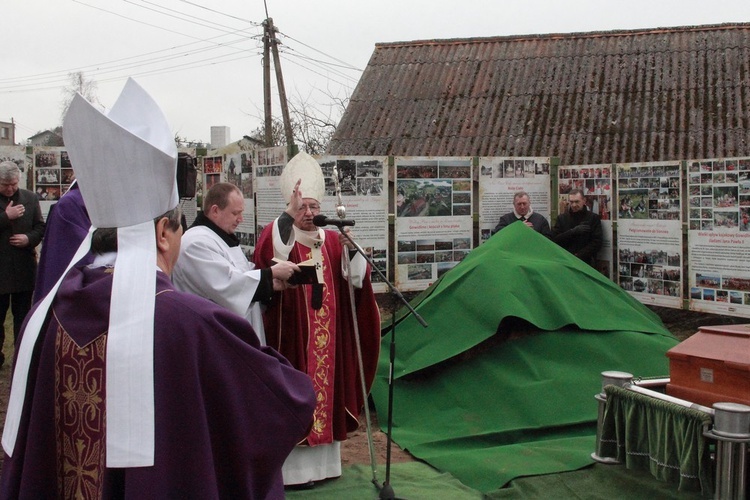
[
  {"x1": 371, "y1": 223, "x2": 679, "y2": 493},
  {"x1": 285, "y1": 462, "x2": 708, "y2": 499}
]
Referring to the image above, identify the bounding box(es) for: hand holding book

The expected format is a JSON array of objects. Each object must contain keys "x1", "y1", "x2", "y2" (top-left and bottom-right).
[{"x1": 272, "y1": 258, "x2": 320, "y2": 285}]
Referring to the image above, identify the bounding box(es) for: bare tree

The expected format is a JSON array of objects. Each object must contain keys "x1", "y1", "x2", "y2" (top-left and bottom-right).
[
  {"x1": 248, "y1": 118, "x2": 287, "y2": 148},
  {"x1": 174, "y1": 135, "x2": 206, "y2": 148},
  {"x1": 60, "y1": 72, "x2": 99, "y2": 122},
  {"x1": 246, "y1": 86, "x2": 350, "y2": 154}
]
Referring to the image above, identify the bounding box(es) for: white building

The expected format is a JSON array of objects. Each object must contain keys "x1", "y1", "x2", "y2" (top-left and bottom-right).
[{"x1": 210, "y1": 126, "x2": 230, "y2": 149}]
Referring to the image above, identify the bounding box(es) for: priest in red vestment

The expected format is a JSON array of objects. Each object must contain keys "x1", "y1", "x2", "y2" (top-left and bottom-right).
[{"x1": 254, "y1": 152, "x2": 381, "y2": 486}]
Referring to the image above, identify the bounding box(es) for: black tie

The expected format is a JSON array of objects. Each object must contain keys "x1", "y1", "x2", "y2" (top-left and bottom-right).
[{"x1": 519, "y1": 216, "x2": 526, "y2": 222}]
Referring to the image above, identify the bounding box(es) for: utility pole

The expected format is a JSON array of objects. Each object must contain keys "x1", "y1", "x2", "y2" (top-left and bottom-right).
[
  {"x1": 263, "y1": 18, "x2": 296, "y2": 159},
  {"x1": 262, "y1": 20, "x2": 272, "y2": 147}
]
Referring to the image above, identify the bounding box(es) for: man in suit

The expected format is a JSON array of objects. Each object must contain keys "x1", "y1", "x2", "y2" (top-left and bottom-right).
[{"x1": 492, "y1": 191, "x2": 551, "y2": 238}]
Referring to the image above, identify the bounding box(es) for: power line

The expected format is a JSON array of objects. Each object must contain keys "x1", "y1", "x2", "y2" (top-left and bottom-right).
[
  {"x1": 4, "y1": 0, "x2": 365, "y2": 118},
  {"x1": 1, "y1": 49, "x2": 260, "y2": 95},
  {"x1": 282, "y1": 56, "x2": 357, "y2": 92},
  {"x1": 278, "y1": 30, "x2": 362, "y2": 72},
  {"x1": 123, "y1": 0, "x2": 251, "y2": 36},
  {"x1": 71, "y1": 0, "x2": 220, "y2": 42},
  {"x1": 8, "y1": 1, "x2": 361, "y2": 95},
  {"x1": 163, "y1": 1, "x2": 364, "y2": 87},
  {"x1": 177, "y1": 0, "x2": 263, "y2": 26},
  {"x1": 282, "y1": 49, "x2": 361, "y2": 85},
  {"x1": 0, "y1": 1, "x2": 263, "y2": 92},
  {"x1": 0, "y1": 37, "x2": 255, "y2": 91},
  {"x1": 97, "y1": 51, "x2": 259, "y2": 82}
]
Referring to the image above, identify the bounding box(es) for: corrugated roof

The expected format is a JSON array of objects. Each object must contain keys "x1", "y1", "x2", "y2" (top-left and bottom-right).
[{"x1": 328, "y1": 23, "x2": 750, "y2": 165}]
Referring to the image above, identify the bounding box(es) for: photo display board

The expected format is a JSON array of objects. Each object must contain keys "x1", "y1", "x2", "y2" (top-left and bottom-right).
[
  {"x1": 224, "y1": 150, "x2": 256, "y2": 249},
  {"x1": 32, "y1": 147, "x2": 69, "y2": 220},
  {"x1": 254, "y1": 146, "x2": 288, "y2": 232},
  {"x1": 478, "y1": 156, "x2": 551, "y2": 244},
  {"x1": 202, "y1": 155, "x2": 223, "y2": 194},
  {"x1": 687, "y1": 157, "x2": 750, "y2": 317},
  {"x1": 394, "y1": 157, "x2": 473, "y2": 291},
  {"x1": 615, "y1": 161, "x2": 683, "y2": 308},
  {"x1": 317, "y1": 156, "x2": 389, "y2": 293}
]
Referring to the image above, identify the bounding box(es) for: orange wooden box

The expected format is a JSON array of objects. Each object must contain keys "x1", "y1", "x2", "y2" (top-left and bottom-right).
[{"x1": 666, "y1": 324, "x2": 750, "y2": 407}]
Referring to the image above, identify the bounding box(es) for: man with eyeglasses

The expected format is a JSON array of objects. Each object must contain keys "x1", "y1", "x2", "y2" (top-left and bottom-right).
[
  {"x1": 172, "y1": 182, "x2": 299, "y2": 345},
  {"x1": 254, "y1": 152, "x2": 381, "y2": 488}
]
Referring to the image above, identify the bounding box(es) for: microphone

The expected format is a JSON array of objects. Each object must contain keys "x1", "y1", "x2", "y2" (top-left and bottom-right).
[{"x1": 313, "y1": 214, "x2": 355, "y2": 228}]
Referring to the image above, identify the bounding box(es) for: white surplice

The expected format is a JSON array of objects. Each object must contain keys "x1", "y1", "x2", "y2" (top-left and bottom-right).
[{"x1": 172, "y1": 226, "x2": 266, "y2": 345}]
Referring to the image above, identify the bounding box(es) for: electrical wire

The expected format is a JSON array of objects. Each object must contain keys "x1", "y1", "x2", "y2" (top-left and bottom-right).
[
  {"x1": 0, "y1": 0, "x2": 263, "y2": 92},
  {"x1": 123, "y1": 0, "x2": 251, "y2": 36},
  {"x1": 3, "y1": 0, "x2": 364, "y2": 117},
  {"x1": 176, "y1": 0, "x2": 263, "y2": 26},
  {"x1": 5, "y1": 0, "x2": 360, "y2": 95},
  {"x1": 0, "y1": 37, "x2": 256, "y2": 92},
  {"x1": 278, "y1": 30, "x2": 362, "y2": 72}
]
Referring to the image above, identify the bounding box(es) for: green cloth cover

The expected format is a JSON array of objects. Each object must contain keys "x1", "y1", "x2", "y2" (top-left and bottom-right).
[
  {"x1": 386, "y1": 222, "x2": 673, "y2": 378},
  {"x1": 372, "y1": 222, "x2": 680, "y2": 493}
]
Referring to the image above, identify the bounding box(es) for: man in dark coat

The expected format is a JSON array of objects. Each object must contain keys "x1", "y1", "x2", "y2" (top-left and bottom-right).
[
  {"x1": 0, "y1": 160, "x2": 45, "y2": 366},
  {"x1": 492, "y1": 191, "x2": 551, "y2": 238},
  {"x1": 552, "y1": 188, "x2": 603, "y2": 267}
]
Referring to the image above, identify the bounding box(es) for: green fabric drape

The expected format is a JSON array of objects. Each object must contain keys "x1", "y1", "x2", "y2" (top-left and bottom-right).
[
  {"x1": 372, "y1": 221, "x2": 680, "y2": 492},
  {"x1": 384, "y1": 223, "x2": 674, "y2": 379},
  {"x1": 372, "y1": 330, "x2": 676, "y2": 492},
  {"x1": 599, "y1": 385, "x2": 714, "y2": 494}
]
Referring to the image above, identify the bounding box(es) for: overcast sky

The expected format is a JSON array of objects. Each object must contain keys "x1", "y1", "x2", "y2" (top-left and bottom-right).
[{"x1": 3, "y1": 0, "x2": 749, "y2": 144}]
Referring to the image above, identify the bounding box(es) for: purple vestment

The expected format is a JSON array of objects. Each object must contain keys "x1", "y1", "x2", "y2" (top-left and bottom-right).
[
  {"x1": 33, "y1": 184, "x2": 93, "y2": 303},
  {"x1": 1, "y1": 267, "x2": 316, "y2": 499}
]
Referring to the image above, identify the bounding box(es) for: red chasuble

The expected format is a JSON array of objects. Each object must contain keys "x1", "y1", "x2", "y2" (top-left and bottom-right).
[{"x1": 255, "y1": 223, "x2": 381, "y2": 445}]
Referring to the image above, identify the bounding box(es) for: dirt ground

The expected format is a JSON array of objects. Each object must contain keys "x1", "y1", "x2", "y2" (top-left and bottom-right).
[{"x1": 1, "y1": 305, "x2": 747, "y2": 471}]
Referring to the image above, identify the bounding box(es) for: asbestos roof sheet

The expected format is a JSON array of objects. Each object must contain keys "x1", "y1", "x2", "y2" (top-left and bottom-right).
[{"x1": 328, "y1": 23, "x2": 750, "y2": 165}]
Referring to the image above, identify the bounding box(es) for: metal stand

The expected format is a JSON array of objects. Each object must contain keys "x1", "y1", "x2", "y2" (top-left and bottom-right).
[
  {"x1": 704, "y1": 402, "x2": 750, "y2": 500},
  {"x1": 337, "y1": 228, "x2": 427, "y2": 500},
  {"x1": 591, "y1": 371, "x2": 633, "y2": 464}
]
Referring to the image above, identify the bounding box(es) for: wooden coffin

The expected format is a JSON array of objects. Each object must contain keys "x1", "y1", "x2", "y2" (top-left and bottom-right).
[{"x1": 666, "y1": 324, "x2": 750, "y2": 407}]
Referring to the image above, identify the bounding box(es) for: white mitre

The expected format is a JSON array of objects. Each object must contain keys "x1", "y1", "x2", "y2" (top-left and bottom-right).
[
  {"x1": 280, "y1": 151, "x2": 325, "y2": 202},
  {"x1": 65, "y1": 79, "x2": 178, "y2": 226},
  {"x1": 2, "y1": 78, "x2": 177, "y2": 468}
]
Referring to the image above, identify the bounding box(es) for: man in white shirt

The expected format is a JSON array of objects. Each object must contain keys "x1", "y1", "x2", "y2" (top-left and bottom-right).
[{"x1": 172, "y1": 182, "x2": 298, "y2": 345}]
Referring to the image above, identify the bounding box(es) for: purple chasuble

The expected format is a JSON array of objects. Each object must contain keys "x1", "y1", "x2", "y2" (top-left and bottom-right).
[
  {"x1": 33, "y1": 184, "x2": 93, "y2": 303},
  {"x1": 2, "y1": 266, "x2": 315, "y2": 499}
]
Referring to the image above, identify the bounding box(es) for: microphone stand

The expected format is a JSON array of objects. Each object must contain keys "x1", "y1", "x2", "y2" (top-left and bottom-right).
[
  {"x1": 336, "y1": 226, "x2": 427, "y2": 500},
  {"x1": 339, "y1": 235, "x2": 380, "y2": 489},
  {"x1": 331, "y1": 167, "x2": 382, "y2": 491}
]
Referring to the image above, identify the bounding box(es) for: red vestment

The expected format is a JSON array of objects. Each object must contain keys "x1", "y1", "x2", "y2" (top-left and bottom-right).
[{"x1": 254, "y1": 223, "x2": 381, "y2": 444}]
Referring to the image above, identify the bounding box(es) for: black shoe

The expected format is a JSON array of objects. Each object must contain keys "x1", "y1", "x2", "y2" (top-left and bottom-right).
[{"x1": 285, "y1": 480, "x2": 315, "y2": 491}]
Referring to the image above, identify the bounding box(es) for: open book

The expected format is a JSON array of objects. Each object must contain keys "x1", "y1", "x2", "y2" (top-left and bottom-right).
[{"x1": 272, "y1": 258, "x2": 320, "y2": 285}]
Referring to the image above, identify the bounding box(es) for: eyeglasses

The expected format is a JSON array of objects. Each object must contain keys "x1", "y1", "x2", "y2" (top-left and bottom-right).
[{"x1": 297, "y1": 204, "x2": 320, "y2": 213}]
